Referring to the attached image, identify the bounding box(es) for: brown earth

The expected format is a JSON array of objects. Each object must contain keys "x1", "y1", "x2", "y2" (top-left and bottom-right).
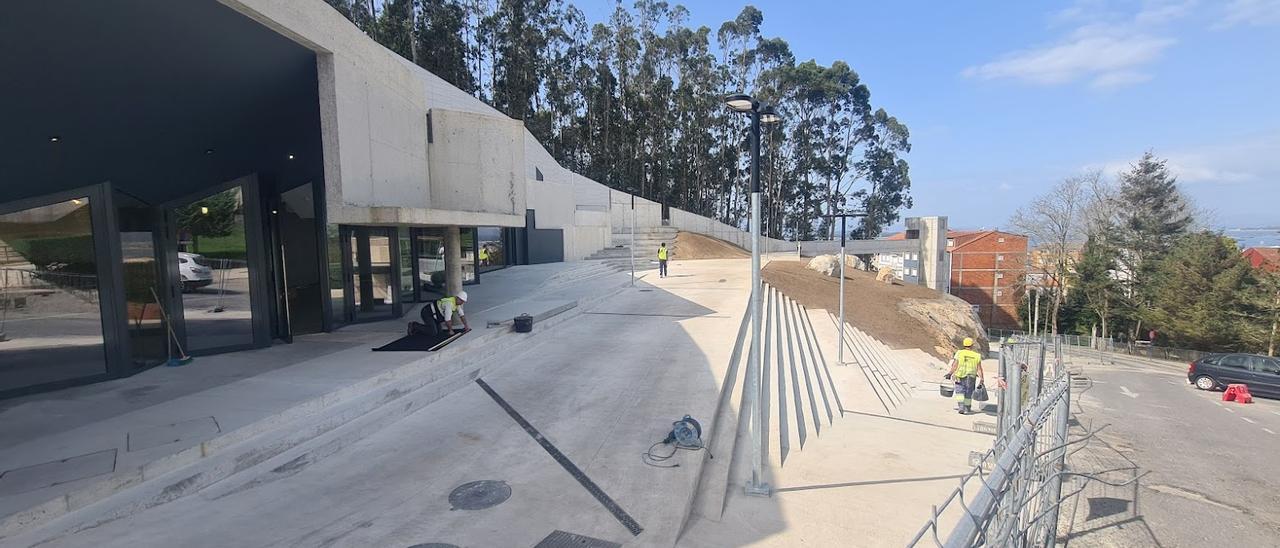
[
  {"x1": 673, "y1": 231, "x2": 749, "y2": 260},
  {"x1": 763, "y1": 260, "x2": 979, "y2": 360}
]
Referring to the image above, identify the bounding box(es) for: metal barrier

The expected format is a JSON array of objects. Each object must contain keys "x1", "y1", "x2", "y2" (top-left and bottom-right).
[{"x1": 909, "y1": 339, "x2": 1073, "y2": 547}]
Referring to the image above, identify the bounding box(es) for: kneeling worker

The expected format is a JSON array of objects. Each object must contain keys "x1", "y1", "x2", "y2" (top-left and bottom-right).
[
  {"x1": 944, "y1": 337, "x2": 985, "y2": 415},
  {"x1": 438, "y1": 290, "x2": 470, "y2": 335}
]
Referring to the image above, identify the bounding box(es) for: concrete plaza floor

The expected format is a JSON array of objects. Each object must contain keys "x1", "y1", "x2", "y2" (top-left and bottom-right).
[
  {"x1": 0, "y1": 261, "x2": 632, "y2": 535},
  {"x1": 5, "y1": 257, "x2": 1003, "y2": 547}
]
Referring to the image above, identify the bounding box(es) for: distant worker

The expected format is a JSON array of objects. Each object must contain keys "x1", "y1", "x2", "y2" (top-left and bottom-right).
[
  {"x1": 657, "y1": 242, "x2": 669, "y2": 278},
  {"x1": 479, "y1": 245, "x2": 491, "y2": 266},
  {"x1": 944, "y1": 337, "x2": 985, "y2": 415}
]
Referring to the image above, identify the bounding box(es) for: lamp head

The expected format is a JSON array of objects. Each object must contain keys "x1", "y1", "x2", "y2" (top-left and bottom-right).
[{"x1": 724, "y1": 93, "x2": 755, "y2": 113}]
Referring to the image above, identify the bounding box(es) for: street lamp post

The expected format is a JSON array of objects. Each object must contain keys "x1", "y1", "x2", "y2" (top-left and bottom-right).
[
  {"x1": 824, "y1": 211, "x2": 867, "y2": 365},
  {"x1": 725, "y1": 93, "x2": 781, "y2": 497}
]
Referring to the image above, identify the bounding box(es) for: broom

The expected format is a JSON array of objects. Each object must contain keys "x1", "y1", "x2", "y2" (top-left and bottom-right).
[{"x1": 150, "y1": 287, "x2": 193, "y2": 366}]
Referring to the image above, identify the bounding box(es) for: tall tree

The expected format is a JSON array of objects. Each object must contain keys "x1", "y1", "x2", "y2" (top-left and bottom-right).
[
  {"x1": 1074, "y1": 235, "x2": 1123, "y2": 343},
  {"x1": 1010, "y1": 173, "x2": 1093, "y2": 335},
  {"x1": 1114, "y1": 151, "x2": 1193, "y2": 337},
  {"x1": 1145, "y1": 232, "x2": 1259, "y2": 351},
  {"x1": 415, "y1": 0, "x2": 475, "y2": 93}
]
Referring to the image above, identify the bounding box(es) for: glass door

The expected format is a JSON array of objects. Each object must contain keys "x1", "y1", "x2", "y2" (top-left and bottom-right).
[
  {"x1": 0, "y1": 194, "x2": 109, "y2": 392},
  {"x1": 169, "y1": 184, "x2": 260, "y2": 353},
  {"x1": 116, "y1": 198, "x2": 167, "y2": 368},
  {"x1": 342, "y1": 226, "x2": 400, "y2": 322}
]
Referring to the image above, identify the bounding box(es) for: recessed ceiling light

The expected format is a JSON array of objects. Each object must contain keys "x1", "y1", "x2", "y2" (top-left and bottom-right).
[
  {"x1": 49, "y1": 136, "x2": 60, "y2": 143},
  {"x1": 287, "y1": 154, "x2": 295, "y2": 160},
  {"x1": 205, "y1": 148, "x2": 214, "y2": 155}
]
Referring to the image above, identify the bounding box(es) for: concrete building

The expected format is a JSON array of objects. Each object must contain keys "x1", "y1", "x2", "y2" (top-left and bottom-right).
[{"x1": 0, "y1": 0, "x2": 769, "y2": 398}]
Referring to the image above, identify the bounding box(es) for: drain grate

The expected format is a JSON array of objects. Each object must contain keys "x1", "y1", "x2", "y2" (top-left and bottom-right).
[
  {"x1": 534, "y1": 530, "x2": 621, "y2": 548},
  {"x1": 448, "y1": 480, "x2": 511, "y2": 510}
]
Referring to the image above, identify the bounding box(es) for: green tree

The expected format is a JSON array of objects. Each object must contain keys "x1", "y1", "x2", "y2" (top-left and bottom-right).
[
  {"x1": 1145, "y1": 232, "x2": 1258, "y2": 351},
  {"x1": 175, "y1": 190, "x2": 238, "y2": 252},
  {"x1": 1114, "y1": 151, "x2": 1193, "y2": 338},
  {"x1": 1073, "y1": 236, "x2": 1124, "y2": 342},
  {"x1": 375, "y1": 0, "x2": 416, "y2": 61},
  {"x1": 415, "y1": 0, "x2": 476, "y2": 93}
]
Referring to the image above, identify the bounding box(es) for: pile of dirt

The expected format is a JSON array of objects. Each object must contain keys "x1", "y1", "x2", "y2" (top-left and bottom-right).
[
  {"x1": 762, "y1": 260, "x2": 988, "y2": 359},
  {"x1": 673, "y1": 232, "x2": 749, "y2": 260}
]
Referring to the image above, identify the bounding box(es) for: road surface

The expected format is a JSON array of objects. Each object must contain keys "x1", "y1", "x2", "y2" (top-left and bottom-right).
[{"x1": 1061, "y1": 349, "x2": 1280, "y2": 547}]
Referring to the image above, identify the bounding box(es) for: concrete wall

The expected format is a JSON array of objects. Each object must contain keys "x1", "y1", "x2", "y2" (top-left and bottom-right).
[
  {"x1": 223, "y1": 0, "x2": 523, "y2": 228},
  {"x1": 428, "y1": 108, "x2": 526, "y2": 217}
]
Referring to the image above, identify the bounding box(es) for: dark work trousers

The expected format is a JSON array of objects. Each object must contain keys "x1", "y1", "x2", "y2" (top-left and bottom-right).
[{"x1": 659, "y1": 259, "x2": 668, "y2": 277}]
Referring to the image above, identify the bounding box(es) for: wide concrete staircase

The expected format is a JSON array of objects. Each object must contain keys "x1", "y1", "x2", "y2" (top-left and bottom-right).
[
  {"x1": 682, "y1": 282, "x2": 930, "y2": 534},
  {"x1": 585, "y1": 226, "x2": 678, "y2": 271}
]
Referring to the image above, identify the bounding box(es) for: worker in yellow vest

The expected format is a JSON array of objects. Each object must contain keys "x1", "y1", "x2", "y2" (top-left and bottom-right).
[
  {"x1": 657, "y1": 242, "x2": 669, "y2": 278},
  {"x1": 945, "y1": 337, "x2": 985, "y2": 415}
]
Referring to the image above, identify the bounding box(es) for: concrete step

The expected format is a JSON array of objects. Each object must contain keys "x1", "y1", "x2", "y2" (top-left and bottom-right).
[{"x1": 1, "y1": 283, "x2": 634, "y2": 545}]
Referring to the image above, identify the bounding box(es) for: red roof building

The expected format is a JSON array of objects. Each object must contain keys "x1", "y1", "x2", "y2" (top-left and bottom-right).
[
  {"x1": 1242, "y1": 246, "x2": 1280, "y2": 273},
  {"x1": 883, "y1": 229, "x2": 1029, "y2": 329}
]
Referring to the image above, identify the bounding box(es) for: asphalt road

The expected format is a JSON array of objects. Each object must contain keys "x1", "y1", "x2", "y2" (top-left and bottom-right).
[{"x1": 1060, "y1": 349, "x2": 1280, "y2": 547}]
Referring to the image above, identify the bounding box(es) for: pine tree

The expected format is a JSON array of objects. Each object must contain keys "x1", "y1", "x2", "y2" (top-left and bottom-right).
[
  {"x1": 1114, "y1": 151, "x2": 1193, "y2": 338},
  {"x1": 1145, "y1": 232, "x2": 1258, "y2": 351}
]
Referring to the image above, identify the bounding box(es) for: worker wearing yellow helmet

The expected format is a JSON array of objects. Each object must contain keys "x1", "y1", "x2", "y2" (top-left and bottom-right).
[{"x1": 945, "y1": 337, "x2": 986, "y2": 415}]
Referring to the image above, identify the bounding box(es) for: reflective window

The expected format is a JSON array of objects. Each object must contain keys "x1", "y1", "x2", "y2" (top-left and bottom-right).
[
  {"x1": 118, "y1": 204, "x2": 166, "y2": 368},
  {"x1": 0, "y1": 197, "x2": 106, "y2": 391},
  {"x1": 478, "y1": 226, "x2": 506, "y2": 273},
  {"x1": 174, "y1": 186, "x2": 254, "y2": 351},
  {"x1": 1220, "y1": 354, "x2": 1248, "y2": 369}
]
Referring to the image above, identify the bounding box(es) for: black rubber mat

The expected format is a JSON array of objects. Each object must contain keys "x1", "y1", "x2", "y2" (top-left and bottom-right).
[{"x1": 371, "y1": 330, "x2": 465, "y2": 352}]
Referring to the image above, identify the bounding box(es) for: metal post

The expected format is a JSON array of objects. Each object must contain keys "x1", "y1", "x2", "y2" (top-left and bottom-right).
[
  {"x1": 629, "y1": 193, "x2": 635, "y2": 286},
  {"x1": 838, "y1": 216, "x2": 846, "y2": 365},
  {"x1": 745, "y1": 110, "x2": 769, "y2": 497},
  {"x1": 1044, "y1": 376, "x2": 1071, "y2": 548}
]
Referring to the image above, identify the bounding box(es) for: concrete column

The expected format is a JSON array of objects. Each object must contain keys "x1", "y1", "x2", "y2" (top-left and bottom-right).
[{"x1": 445, "y1": 225, "x2": 463, "y2": 297}]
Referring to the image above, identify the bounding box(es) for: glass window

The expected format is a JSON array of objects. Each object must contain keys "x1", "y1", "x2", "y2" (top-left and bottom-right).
[
  {"x1": 174, "y1": 186, "x2": 254, "y2": 351},
  {"x1": 0, "y1": 196, "x2": 107, "y2": 391},
  {"x1": 399, "y1": 230, "x2": 413, "y2": 304},
  {"x1": 415, "y1": 229, "x2": 446, "y2": 299},
  {"x1": 327, "y1": 224, "x2": 344, "y2": 326},
  {"x1": 118, "y1": 203, "x2": 166, "y2": 368},
  {"x1": 478, "y1": 226, "x2": 506, "y2": 273},
  {"x1": 460, "y1": 228, "x2": 476, "y2": 284},
  {"x1": 1220, "y1": 354, "x2": 1249, "y2": 369},
  {"x1": 1246, "y1": 355, "x2": 1279, "y2": 373}
]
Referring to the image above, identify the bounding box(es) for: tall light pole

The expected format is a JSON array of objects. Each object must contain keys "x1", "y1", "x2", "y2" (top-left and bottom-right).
[
  {"x1": 824, "y1": 211, "x2": 866, "y2": 365},
  {"x1": 725, "y1": 93, "x2": 781, "y2": 497}
]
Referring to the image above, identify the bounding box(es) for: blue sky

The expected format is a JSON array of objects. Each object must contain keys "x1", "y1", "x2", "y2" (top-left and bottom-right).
[{"x1": 580, "y1": 0, "x2": 1280, "y2": 230}]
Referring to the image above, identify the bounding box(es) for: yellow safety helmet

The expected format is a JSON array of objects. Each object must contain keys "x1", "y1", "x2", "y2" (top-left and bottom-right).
[{"x1": 962, "y1": 337, "x2": 974, "y2": 347}]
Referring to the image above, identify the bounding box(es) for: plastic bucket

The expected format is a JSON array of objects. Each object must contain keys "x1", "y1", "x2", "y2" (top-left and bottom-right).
[
  {"x1": 513, "y1": 314, "x2": 533, "y2": 333},
  {"x1": 939, "y1": 384, "x2": 954, "y2": 398}
]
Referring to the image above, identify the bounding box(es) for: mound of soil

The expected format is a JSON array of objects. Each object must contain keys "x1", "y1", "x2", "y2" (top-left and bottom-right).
[
  {"x1": 673, "y1": 232, "x2": 749, "y2": 260},
  {"x1": 762, "y1": 260, "x2": 986, "y2": 359}
]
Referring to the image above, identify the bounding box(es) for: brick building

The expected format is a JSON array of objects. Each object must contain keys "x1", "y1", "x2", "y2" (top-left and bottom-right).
[
  {"x1": 1242, "y1": 246, "x2": 1280, "y2": 273},
  {"x1": 948, "y1": 230, "x2": 1028, "y2": 329},
  {"x1": 885, "y1": 229, "x2": 1028, "y2": 329}
]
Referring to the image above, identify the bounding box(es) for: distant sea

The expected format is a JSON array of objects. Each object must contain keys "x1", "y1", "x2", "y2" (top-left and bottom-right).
[{"x1": 1223, "y1": 228, "x2": 1280, "y2": 248}]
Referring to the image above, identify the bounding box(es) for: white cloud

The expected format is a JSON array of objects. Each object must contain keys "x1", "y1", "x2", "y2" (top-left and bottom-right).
[
  {"x1": 1215, "y1": 0, "x2": 1280, "y2": 28},
  {"x1": 1088, "y1": 134, "x2": 1280, "y2": 185},
  {"x1": 964, "y1": 0, "x2": 1193, "y2": 88}
]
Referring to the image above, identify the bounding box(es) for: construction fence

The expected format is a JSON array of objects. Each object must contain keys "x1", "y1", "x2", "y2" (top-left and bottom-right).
[
  {"x1": 908, "y1": 337, "x2": 1075, "y2": 547},
  {"x1": 986, "y1": 328, "x2": 1217, "y2": 365}
]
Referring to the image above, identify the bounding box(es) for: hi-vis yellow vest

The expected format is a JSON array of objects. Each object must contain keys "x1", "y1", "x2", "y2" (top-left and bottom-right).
[
  {"x1": 953, "y1": 349, "x2": 982, "y2": 378},
  {"x1": 657, "y1": 247, "x2": 668, "y2": 260}
]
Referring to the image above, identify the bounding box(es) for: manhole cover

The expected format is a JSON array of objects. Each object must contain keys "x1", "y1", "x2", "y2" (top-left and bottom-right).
[{"x1": 448, "y1": 480, "x2": 511, "y2": 510}]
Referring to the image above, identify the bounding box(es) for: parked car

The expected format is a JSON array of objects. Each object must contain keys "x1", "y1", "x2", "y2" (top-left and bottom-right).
[
  {"x1": 178, "y1": 252, "x2": 213, "y2": 292},
  {"x1": 1188, "y1": 353, "x2": 1280, "y2": 398}
]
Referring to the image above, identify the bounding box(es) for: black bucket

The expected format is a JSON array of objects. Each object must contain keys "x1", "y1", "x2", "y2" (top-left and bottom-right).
[
  {"x1": 513, "y1": 314, "x2": 533, "y2": 333},
  {"x1": 939, "y1": 383, "x2": 954, "y2": 398}
]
